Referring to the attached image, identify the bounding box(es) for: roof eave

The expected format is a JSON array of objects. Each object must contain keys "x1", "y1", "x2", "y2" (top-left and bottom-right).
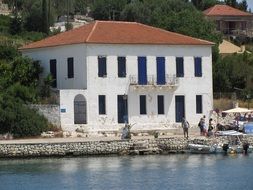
[{"x1": 20, "y1": 42, "x2": 214, "y2": 51}]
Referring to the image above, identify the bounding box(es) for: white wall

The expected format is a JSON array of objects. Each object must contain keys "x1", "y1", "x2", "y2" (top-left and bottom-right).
[
  {"x1": 84, "y1": 44, "x2": 213, "y2": 131},
  {"x1": 22, "y1": 44, "x2": 87, "y2": 89},
  {"x1": 23, "y1": 43, "x2": 213, "y2": 131},
  {"x1": 60, "y1": 90, "x2": 88, "y2": 131}
]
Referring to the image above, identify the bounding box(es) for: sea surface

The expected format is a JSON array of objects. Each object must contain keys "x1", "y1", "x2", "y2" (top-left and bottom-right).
[{"x1": 0, "y1": 154, "x2": 252, "y2": 190}]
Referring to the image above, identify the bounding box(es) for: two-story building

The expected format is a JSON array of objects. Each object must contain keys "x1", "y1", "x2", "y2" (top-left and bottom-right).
[
  {"x1": 20, "y1": 21, "x2": 214, "y2": 132},
  {"x1": 204, "y1": 4, "x2": 253, "y2": 38}
]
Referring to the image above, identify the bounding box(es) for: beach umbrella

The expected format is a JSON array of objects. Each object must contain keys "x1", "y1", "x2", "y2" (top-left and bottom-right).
[{"x1": 222, "y1": 107, "x2": 253, "y2": 113}]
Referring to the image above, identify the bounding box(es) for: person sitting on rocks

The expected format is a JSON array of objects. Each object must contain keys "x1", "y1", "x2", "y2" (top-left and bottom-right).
[{"x1": 121, "y1": 123, "x2": 131, "y2": 140}]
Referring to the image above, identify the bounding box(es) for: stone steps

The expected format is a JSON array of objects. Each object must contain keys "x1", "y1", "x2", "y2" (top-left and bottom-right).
[{"x1": 130, "y1": 140, "x2": 161, "y2": 155}]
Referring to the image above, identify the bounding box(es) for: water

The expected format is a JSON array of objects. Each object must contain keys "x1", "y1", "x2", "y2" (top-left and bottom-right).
[{"x1": 0, "y1": 154, "x2": 252, "y2": 190}]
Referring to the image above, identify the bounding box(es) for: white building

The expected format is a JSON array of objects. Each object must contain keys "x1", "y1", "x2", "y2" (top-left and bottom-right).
[{"x1": 20, "y1": 21, "x2": 214, "y2": 132}]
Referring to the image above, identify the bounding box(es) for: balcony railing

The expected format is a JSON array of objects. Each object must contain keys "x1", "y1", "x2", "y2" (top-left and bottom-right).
[
  {"x1": 220, "y1": 28, "x2": 253, "y2": 38},
  {"x1": 129, "y1": 75, "x2": 179, "y2": 87}
]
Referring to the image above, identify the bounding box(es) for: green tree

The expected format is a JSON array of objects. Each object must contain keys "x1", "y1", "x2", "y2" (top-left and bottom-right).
[
  {"x1": 75, "y1": 0, "x2": 89, "y2": 14},
  {"x1": 121, "y1": 0, "x2": 221, "y2": 62},
  {"x1": 10, "y1": 57, "x2": 42, "y2": 87},
  {"x1": 9, "y1": 15, "x2": 22, "y2": 35},
  {"x1": 192, "y1": 0, "x2": 220, "y2": 10},
  {"x1": 42, "y1": 0, "x2": 49, "y2": 34},
  {"x1": 238, "y1": 0, "x2": 248, "y2": 11},
  {"x1": 213, "y1": 52, "x2": 253, "y2": 92},
  {"x1": 91, "y1": 0, "x2": 128, "y2": 20},
  {"x1": 23, "y1": 1, "x2": 43, "y2": 32},
  {"x1": 224, "y1": 0, "x2": 238, "y2": 7}
]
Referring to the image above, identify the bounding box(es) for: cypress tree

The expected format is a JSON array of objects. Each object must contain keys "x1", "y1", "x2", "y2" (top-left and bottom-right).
[{"x1": 42, "y1": 0, "x2": 49, "y2": 34}]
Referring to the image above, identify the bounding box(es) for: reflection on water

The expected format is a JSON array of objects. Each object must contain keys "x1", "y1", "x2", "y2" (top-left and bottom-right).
[{"x1": 0, "y1": 154, "x2": 253, "y2": 190}]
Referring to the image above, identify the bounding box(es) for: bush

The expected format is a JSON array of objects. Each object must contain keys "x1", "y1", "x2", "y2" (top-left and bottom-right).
[
  {"x1": 65, "y1": 22, "x2": 73, "y2": 31},
  {"x1": 0, "y1": 95, "x2": 49, "y2": 138},
  {"x1": 0, "y1": 15, "x2": 10, "y2": 34},
  {"x1": 20, "y1": 31, "x2": 47, "y2": 42},
  {"x1": 10, "y1": 105, "x2": 49, "y2": 138},
  {"x1": 11, "y1": 56, "x2": 42, "y2": 87},
  {"x1": 0, "y1": 45, "x2": 19, "y2": 60}
]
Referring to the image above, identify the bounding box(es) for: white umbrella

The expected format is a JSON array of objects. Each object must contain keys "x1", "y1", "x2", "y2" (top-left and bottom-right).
[{"x1": 222, "y1": 107, "x2": 253, "y2": 113}]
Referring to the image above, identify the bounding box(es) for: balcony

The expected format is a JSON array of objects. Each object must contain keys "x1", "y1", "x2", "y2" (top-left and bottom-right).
[
  {"x1": 220, "y1": 28, "x2": 253, "y2": 38},
  {"x1": 129, "y1": 75, "x2": 179, "y2": 90}
]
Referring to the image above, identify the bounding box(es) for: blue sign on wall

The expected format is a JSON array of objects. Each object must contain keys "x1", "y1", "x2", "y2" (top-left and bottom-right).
[{"x1": 61, "y1": 108, "x2": 66, "y2": 113}]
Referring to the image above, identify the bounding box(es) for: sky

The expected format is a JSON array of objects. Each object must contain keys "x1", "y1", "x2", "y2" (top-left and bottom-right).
[
  {"x1": 246, "y1": 0, "x2": 253, "y2": 11},
  {"x1": 239, "y1": 0, "x2": 253, "y2": 11}
]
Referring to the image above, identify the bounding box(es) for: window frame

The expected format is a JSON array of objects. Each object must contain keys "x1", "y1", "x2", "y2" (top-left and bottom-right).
[
  {"x1": 98, "y1": 56, "x2": 107, "y2": 78},
  {"x1": 157, "y1": 95, "x2": 165, "y2": 115},
  {"x1": 98, "y1": 95, "x2": 106, "y2": 115},
  {"x1": 194, "y1": 57, "x2": 202, "y2": 77},
  {"x1": 176, "y1": 57, "x2": 184, "y2": 77},
  {"x1": 196, "y1": 95, "x2": 203, "y2": 114},
  {"x1": 118, "y1": 56, "x2": 126, "y2": 78},
  {"x1": 49, "y1": 59, "x2": 57, "y2": 88},
  {"x1": 140, "y1": 95, "x2": 147, "y2": 115},
  {"x1": 67, "y1": 57, "x2": 74, "y2": 78}
]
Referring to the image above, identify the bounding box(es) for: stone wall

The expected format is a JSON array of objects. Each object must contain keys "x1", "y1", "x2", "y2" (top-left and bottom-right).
[
  {"x1": 1, "y1": 136, "x2": 253, "y2": 158},
  {"x1": 30, "y1": 104, "x2": 60, "y2": 127}
]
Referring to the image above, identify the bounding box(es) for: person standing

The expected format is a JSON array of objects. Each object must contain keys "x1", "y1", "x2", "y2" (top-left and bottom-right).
[
  {"x1": 182, "y1": 117, "x2": 189, "y2": 139},
  {"x1": 198, "y1": 115, "x2": 206, "y2": 136},
  {"x1": 207, "y1": 118, "x2": 214, "y2": 137}
]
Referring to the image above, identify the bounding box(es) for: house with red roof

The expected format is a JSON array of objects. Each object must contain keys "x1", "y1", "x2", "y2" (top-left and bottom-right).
[
  {"x1": 203, "y1": 4, "x2": 253, "y2": 37},
  {"x1": 20, "y1": 21, "x2": 214, "y2": 133}
]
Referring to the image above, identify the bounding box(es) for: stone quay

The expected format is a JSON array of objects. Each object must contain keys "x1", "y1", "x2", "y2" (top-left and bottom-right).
[{"x1": 1, "y1": 136, "x2": 253, "y2": 158}]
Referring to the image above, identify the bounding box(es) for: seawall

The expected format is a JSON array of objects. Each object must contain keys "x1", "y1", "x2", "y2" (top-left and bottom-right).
[{"x1": 1, "y1": 136, "x2": 253, "y2": 158}]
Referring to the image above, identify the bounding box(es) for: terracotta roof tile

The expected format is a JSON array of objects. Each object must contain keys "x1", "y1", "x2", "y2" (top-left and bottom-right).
[
  {"x1": 20, "y1": 21, "x2": 214, "y2": 50},
  {"x1": 203, "y1": 4, "x2": 252, "y2": 16}
]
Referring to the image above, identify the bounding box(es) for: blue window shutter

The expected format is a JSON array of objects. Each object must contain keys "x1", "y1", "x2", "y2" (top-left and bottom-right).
[
  {"x1": 194, "y1": 57, "x2": 202, "y2": 77},
  {"x1": 176, "y1": 57, "x2": 184, "y2": 77},
  {"x1": 138, "y1": 57, "x2": 147, "y2": 85},
  {"x1": 156, "y1": 57, "x2": 166, "y2": 85}
]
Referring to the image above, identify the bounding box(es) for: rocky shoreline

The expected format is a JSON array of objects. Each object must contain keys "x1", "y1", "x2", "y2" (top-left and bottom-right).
[{"x1": 1, "y1": 136, "x2": 253, "y2": 158}]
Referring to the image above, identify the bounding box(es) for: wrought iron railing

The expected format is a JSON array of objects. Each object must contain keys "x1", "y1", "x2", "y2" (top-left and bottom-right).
[{"x1": 129, "y1": 75, "x2": 179, "y2": 86}]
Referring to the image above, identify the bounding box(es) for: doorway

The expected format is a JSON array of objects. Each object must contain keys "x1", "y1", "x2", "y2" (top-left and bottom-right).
[
  {"x1": 118, "y1": 95, "x2": 128, "y2": 123},
  {"x1": 74, "y1": 94, "x2": 87, "y2": 124},
  {"x1": 175, "y1": 96, "x2": 185, "y2": 122}
]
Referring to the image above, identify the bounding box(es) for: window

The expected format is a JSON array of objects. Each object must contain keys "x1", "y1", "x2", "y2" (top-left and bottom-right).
[
  {"x1": 50, "y1": 59, "x2": 57, "y2": 88},
  {"x1": 67, "y1": 57, "x2": 74, "y2": 78},
  {"x1": 99, "y1": 95, "x2": 106, "y2": 114},
  {"x1": 118, "y1": 56, "x2": 126, "y2": 77},
  {"x1": 176, "y1": 57, "x2": 184, "y2": 77},
  {"x1": 196, "y1": 95, "x2": 203, "y2": 114},
  {"x1": 194, "y1": 57, "x2": 202, "y2": 77},
  {"x1": 138, "y1": 56, "x2": 147, "y2": 85},
  {"x1": 157, "y1": 95, "x2": 164, "y2": 114},
  {"x1": 140, "y1": 95, "x2": 146, "y2": 115},
  {"x1": 98, "y1": 56, "x2": 107, "y2": 77}
]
